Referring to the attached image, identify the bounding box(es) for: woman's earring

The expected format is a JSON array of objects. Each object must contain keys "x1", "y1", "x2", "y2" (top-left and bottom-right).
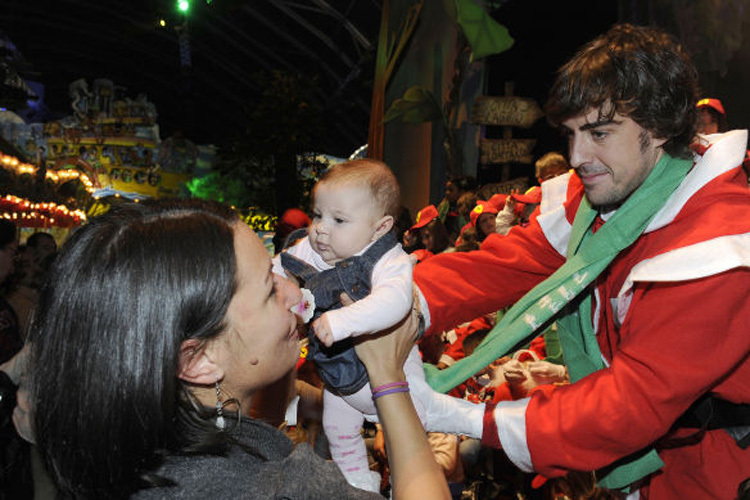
[{"x1": 215, "y1": 381, "x2": 225, "y2": 430}]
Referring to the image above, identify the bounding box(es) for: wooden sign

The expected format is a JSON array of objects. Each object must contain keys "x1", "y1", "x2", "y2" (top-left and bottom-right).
[
  {"x1": 471, "y1": 96, "x2": 544, "y2": 128},
  {"x1": 480, "y1": 138, "x2": 536, "y2": 164}
]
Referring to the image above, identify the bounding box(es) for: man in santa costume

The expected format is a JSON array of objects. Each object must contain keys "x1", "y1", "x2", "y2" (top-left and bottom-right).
[{"x1": 414, "y1": 24, "x2": 750, "y2": 499}]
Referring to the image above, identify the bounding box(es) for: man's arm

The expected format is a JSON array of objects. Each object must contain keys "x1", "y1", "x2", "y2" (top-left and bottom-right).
[{"x1": 414, "y1": 215, "x2": 565, "y2": 336}]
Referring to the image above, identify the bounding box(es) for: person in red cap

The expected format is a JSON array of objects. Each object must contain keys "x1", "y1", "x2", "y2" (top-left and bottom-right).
[
  {"x1": 696, "y1": 97, "x2": 728, "y2": 135},
  {"x1": 405, "y1": 205, "x2": 439, "y2": 262},
  {"x1": 410, "y1": 24, "x2": 750, "y2": 498},
  {"x1": 469, "y1": 200, "x2": 499, "y2": 241}
]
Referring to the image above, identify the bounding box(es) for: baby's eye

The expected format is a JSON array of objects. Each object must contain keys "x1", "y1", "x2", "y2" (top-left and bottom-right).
[
  {"x1": 334, "y1": 217, "x2": 346, "y2": 224},
  {"x1": 312, "y1": 211, "x2": 321, "y2": 219}
]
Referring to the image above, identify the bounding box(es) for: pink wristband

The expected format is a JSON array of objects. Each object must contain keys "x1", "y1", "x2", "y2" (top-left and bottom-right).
[
  {"x1": 372, "y1": 387, "x2": 410, "y2": 400},
  {"x1": 371, "y1": 381, "x2": 408, "y2": 394}
]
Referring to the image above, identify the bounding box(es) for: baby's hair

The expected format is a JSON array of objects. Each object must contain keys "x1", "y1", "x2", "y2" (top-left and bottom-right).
[{"x1": 316, "y1": 159, "x2": 401, "y2": 218}]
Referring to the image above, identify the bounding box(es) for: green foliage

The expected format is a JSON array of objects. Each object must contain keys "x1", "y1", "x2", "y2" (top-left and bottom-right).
[
  {"x1": 185, "y1": 171, "x2": 257, "y2": 208},
  {"x1": 452, "y1": 0, "x2": 514, "y2": 60},
  {"x1": 383, "y1": 85, "x2": 445, "y2": 125}
]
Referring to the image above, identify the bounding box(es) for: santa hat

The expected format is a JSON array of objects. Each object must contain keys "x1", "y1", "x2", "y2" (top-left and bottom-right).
[{"x1": 410, "y1": 205, "x2": 439, "y2": 231}]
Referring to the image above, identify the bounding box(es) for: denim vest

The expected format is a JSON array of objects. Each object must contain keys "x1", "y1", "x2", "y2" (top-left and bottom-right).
[{"x1": 281, "y1": 231, "x2": 398, "y2": 395}]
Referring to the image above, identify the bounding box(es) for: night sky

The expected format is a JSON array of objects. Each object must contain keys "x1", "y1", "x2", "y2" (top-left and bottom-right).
[{"x1": 3, "y1": 1, "x2": 748, "y2": 161}]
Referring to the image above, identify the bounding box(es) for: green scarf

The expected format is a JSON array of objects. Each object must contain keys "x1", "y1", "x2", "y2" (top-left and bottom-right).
[{"x1": 425, "y1": 153, "x2": 693, "y2": 491}]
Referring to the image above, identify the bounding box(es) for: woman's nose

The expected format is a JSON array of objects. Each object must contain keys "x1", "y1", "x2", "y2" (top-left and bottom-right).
[{"x1": 277, "y1": 275, "x2": 302, "y2": 309}]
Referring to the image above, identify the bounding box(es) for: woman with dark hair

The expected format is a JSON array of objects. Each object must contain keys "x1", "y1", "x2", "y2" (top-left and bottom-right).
[{"x1": 5, "y1": 199, "x2": 449, "y2": 499}]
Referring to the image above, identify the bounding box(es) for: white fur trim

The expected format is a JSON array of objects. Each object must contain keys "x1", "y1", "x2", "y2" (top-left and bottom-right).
[
  {"x1": 537, "y1": 205, "x2": 571, "y2": 257},
  {"x1": 646, "y1": 130, "x2": 748, "y2": 232},
  {"x1": 495, "y1": 398, "x2": 534, "y2": 472},
  {"x1": 537, "y1": 172, "x2": 573, "y2": 256},
  {"x1": 615, "y1": 232, "x2": 750, "y2": 324},
  {"x1": 540, "y1": 172, "x2": 571, "y2": 214}
]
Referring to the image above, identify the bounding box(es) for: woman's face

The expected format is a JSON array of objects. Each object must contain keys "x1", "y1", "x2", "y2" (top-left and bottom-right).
[{"x1": 214, "y1": 223, "x2": 302, "y2": 400}]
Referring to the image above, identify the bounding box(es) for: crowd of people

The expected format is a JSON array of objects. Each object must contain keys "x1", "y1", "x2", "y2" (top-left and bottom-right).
[{"x1": 1, "y1": 22, "x2": 750, "y2": 500}]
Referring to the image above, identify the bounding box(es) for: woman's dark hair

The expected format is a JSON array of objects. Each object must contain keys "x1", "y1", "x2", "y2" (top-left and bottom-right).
[
  {"x1": 29, "y1": 199, "x2": 239, "y2": 498},
  {"x1": 424, "y1": 219, "x2": 451, "y2": 254},
  {"x1": 545, "y1": 24, "x2": 699, "y2": 159}
]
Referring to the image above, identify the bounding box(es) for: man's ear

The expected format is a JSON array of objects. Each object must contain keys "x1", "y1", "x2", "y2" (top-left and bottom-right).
[
  {"x1": 372, "y1": 215, "x2": 394, "y2": 240},
  {"x1": 178, "y1": 338, "x2": 224, "y2": 385}
]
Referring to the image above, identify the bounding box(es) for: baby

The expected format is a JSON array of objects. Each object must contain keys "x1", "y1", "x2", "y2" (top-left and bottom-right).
[{"x1": 274, "y1": 159, "x2": 470, "y2": 492}]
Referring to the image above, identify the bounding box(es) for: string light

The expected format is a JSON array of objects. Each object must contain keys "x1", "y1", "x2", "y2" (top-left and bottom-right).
[{"x1": 0, "y1": 194, "x2": 86, "y2": 228}]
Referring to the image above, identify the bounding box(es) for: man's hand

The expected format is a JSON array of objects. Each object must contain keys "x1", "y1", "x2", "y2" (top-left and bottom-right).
[{"x1": 527, "y1": 361, "x2": 568, "y2": 384}]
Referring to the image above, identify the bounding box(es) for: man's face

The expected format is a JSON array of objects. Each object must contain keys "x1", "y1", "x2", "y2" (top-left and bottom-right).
[{"x1": 563, "y1": 109, "x2": 666, "y2": 209}]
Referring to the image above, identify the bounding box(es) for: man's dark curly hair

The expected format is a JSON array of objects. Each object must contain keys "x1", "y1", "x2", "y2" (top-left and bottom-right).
[{"x1": 545, "y1": 24, "x2": 699, "y2": 159}]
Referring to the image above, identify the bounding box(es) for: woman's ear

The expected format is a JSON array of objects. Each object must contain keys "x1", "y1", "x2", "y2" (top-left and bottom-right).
[
  {"x1": 372, "y1": 215, "x2": 394, "y2": 240},
  {"x1": 178, "y1": 338, "x2": 224, "y2": 385}
]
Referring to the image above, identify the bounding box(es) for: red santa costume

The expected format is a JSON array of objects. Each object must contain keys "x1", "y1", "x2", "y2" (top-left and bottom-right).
[{"x1": 414, "y1": 130, "x2": 750, "y2": 499}]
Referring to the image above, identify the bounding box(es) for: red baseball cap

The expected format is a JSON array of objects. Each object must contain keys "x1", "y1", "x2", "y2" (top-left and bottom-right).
[
  {"x1": 696, "y1": 98, "x2": 725, "y2": 115},
  {"x1": 488, "y1": 193, "x2": 508, "y2": 211},
  {"x1": 511, "y1": 186, "x2": 542, "y2": 205},
  {"x1": 410, "y1": 205, "x2": 439, "y2": 231},
  {"x1": 470, "y1": 201, "x2": 499, "y2": 227}
]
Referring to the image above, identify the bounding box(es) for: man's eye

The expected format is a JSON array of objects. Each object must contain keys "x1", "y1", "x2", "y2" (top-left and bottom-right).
[{"x1": 591, "y1": 130, "x2": 607, "y2": 140}]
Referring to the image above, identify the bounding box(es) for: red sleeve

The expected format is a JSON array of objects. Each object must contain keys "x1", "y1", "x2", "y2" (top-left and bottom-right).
[
  {"x1": 526, "y1": 269, "x2": 750, "y2": 477},
  {"x1": 414, "y1": 217, "x2": 565, "y2": 336}
]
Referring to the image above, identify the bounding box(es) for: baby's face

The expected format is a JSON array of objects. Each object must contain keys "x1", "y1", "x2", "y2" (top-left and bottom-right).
[{"x1": 309, "y1": 182, "x2": 383, "y2": 265}]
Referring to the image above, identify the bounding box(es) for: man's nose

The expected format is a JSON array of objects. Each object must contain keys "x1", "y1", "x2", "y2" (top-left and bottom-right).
[{"x1": 567, "y1": 134, "x2": 589, "y2": 169}]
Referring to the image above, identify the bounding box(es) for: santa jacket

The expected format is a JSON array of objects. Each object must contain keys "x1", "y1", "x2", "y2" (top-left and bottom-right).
[{"x1": 414, "y1": 130, "x2": 750, "y2": 499}]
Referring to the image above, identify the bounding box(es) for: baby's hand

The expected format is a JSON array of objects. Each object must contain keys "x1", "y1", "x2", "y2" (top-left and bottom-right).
[{"x1": 312, "y1": 314, "x2": 335, "y2": 347}]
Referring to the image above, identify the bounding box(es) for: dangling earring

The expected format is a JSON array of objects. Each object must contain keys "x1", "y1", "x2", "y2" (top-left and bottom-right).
[{"x1": 215, "y1": 380, "x2": 225, "y2": 430}]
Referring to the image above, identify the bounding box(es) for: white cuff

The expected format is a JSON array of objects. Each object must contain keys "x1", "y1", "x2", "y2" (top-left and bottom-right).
[
  {"x1": 438, "y1": 354, "x2": 456, "y2": 367},
  {"x1": 495, "y1": 398, "x2": 533, "y2": 472},
  {"x1": 416, "y1": 285, "x2": 431, "y2": 332}
]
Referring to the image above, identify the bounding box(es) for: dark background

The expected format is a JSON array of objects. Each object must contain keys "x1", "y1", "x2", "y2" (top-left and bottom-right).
[{"x1": 2, "y1": 1, "x2": 749, "y2": 165}]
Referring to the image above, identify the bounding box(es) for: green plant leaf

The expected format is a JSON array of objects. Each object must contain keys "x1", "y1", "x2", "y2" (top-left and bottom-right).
[
  {"x1": 383, "y1": 85, "x2": 444, "y2": 124},
  {"x1": 454, "y1": 0, "x2": 514, "y2": 60}
]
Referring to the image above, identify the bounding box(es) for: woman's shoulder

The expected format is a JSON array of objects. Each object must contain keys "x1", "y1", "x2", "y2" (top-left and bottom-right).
[{"x1": 132, "y1": 419, "x2": 380, "y2": 499}]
